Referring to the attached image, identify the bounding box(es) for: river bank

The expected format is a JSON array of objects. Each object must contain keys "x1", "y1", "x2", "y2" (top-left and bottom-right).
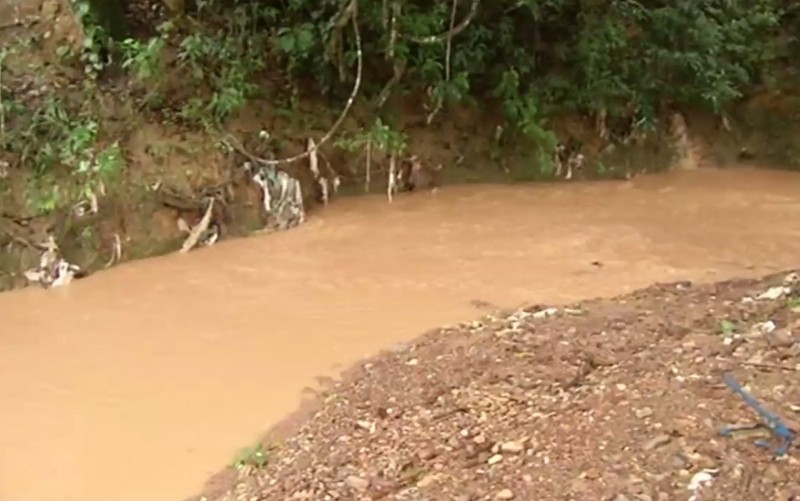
[
  {"x1": 194, "y1": 268, "x2": 800, "y2": 501},
  {"x1": 3, "y1": 0, "x2": 800, "y2": 293}
]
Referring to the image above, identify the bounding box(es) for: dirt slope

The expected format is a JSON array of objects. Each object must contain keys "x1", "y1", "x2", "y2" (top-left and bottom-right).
[{"x1": 194, "y1": 270, "x2": 800, "y2": 501}]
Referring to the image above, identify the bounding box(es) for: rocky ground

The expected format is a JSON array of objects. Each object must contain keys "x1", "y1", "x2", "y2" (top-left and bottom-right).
[{"x1": 194, "y1": 270, "x2": 800, "y2": 501}]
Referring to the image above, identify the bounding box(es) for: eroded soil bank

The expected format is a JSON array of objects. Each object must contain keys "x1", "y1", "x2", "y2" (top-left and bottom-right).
[{"x1": 197, "y1": 269, "x2": 800, "y2": 501}]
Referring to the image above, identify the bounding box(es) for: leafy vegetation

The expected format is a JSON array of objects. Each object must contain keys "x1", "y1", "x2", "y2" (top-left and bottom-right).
[{"x1": 1, "y1": 0, "x2": 797, "y2": 215}]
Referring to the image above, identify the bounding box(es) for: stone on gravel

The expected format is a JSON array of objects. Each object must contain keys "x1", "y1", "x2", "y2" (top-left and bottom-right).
[
  {"x1": 495, "y1": 488, "x2": 515, "y2": 499},
  {"x1": 500, "y1": 440, "x2": 525, "y2": 454}
]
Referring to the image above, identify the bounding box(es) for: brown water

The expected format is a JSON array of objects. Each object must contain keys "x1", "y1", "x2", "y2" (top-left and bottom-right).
[{"x1": 2, "y1": 167, "x2": 800, "y2": 501}]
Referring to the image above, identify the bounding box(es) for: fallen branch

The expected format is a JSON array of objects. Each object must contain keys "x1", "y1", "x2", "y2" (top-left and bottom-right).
[
  {"x1": 224, "y1": 0, "x2": 362, "y2": 166},
  {"x1": 180, "y1": 198, "x2": 215, "y2": 253}
]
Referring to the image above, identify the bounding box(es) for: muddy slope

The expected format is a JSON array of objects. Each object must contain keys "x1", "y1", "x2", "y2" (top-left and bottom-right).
[{"x1": 196, "y1": 270, "x2": 800, "y2": 501}]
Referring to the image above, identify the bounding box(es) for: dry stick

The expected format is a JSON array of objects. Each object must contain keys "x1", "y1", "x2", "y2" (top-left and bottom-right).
[
  {"x1": 180, "y1": 198, "x2": 214, "y2": 253},
  {"x1": 426, "y1": 0, "x2": 458, "y2": 124},
  {"x1": 224, "y1": 0, "x2": 362, "y2": 167},
  {"x1": 307, "y1": 137, "x2": 320, "y2": 178}
]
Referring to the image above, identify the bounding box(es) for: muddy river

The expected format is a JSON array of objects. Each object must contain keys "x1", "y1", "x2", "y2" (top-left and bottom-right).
[{"x1": 2, "y1": 167, "x2": 800, "y2": 501}]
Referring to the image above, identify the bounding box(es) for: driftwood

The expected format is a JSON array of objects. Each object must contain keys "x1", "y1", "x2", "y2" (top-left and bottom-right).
[{"x1": 180, "y1": 198, "x2": 215, "y2": 253}]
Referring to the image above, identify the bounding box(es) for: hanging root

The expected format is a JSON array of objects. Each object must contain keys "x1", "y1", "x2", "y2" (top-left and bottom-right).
[
  {"x1": 365, "y1": 140, "x2": 372, "y2": 193},
  {"x1": 426, "y1": 0, "x2": 459, "y2": 124},
  {"x1": 387, "y1": 153, "x2": 397, "y2": 202},
  {"x1": 670, "y1": 112, "x2": 699, "y2": 170},
  {"x1": 595, "y1": 107, "x2": 608, "y2": 141},
  {"x1": 307, "y1": 138, "x2": 331, "y2": 206},
  {"x1": 180, "y1": 198, "x2": 215, "y2": 253},
  {"x1": 224, "y1": 0, "x2": 362, "y2": 167}
]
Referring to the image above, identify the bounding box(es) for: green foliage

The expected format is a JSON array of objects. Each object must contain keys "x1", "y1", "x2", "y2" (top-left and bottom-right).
[
  {"x1": 719, "y1": 319, "x2": 738, "y2": 335},
  {"x1": 1, "y1": 90, "x2": 124, "y2": 215},
  {"x1": 129, "y1": 0, "x2": 781, "y2": 151},
  {"x1": 3, "y1": 0, "x2": 796, "y2": 218},
  {"x1": 60, "y1": 0, "x2": 781, "y2": 151},
  {"x1": 232, "y1": 443, "x2": 269, "y2": 469},
  {"x1": 69, "y1": 0, "x2": 117, "y2": 80}
]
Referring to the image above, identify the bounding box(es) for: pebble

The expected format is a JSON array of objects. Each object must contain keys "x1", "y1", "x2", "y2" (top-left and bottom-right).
[
  {"x1": 500, "y1": 440, "x2": 525, "y2": 454},
  {"x1": 344, "y1": 475, "x2": 369, "y2": 491},
  {"x1": 488, "y1": 454, "x2": 503, "y2": 465},
  {"x1": 635, "y1": 407, "x2": 654, "y2": 419},
  {"x1": 416, "y1": 474, "x2": 441, "y2": 488},
  {"x1": 356, "y1": 420, "x2": 375, "y2": 432},
  {"x1": 495, "y1": 489, "x2": 515, "y2": 499}
]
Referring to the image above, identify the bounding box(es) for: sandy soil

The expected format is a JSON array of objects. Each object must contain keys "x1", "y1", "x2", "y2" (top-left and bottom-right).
[{"x1": 193, "y1": 270, "x2": 800, "y2": 501}]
